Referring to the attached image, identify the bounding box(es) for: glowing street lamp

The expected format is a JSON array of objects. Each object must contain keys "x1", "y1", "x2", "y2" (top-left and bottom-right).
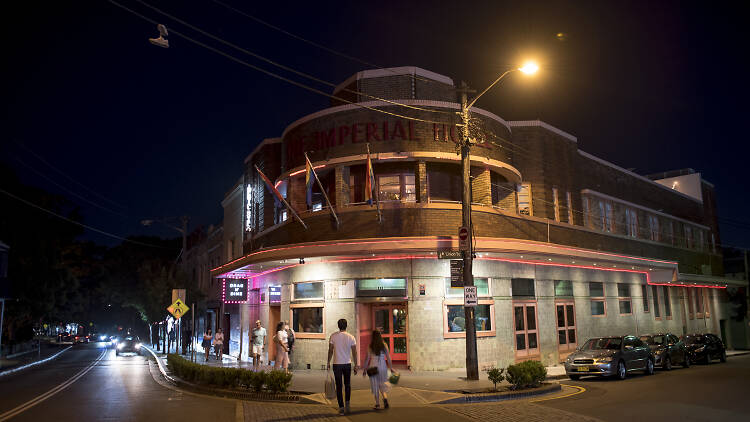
[{"x1": 519, "y1": 61, "x2": 540, "y2": 75}]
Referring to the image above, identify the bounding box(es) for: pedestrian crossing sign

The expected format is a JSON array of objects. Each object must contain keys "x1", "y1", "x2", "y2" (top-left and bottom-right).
[{"x1": 167, "y1": 299, "x2": 190, "y2": 319}]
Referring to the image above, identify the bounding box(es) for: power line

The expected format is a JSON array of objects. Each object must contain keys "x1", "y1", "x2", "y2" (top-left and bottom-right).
[
  {"x1": 134, "y1": 0, "x2": 454, "y2": 116},
  {"x1": 109, "y1": 0, "x2": 458, "y2": 127},
  {"x1": 0, "y1": 187, "x2": 167, "y2": 248},
  {"x1": 210, "y1": 0, "x2": 450, "y2": 87}
]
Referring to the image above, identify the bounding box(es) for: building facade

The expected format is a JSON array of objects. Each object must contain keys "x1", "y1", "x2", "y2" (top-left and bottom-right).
[{"x1": 210, "y1": 67, "x2": 744, "y2": 370}]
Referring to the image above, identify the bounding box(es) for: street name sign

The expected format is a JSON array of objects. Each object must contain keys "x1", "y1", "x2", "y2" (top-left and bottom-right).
[
  {"x1": 167, "y1": 299, "x2": 190, "y2": 319},
  {"x1": 464, "y1": 286, "x2": 478, "y2": 307},
  {"x1": 438, "y1": 250, "x2": 463, "y2": 259},
  {"x1": 458, "y1": 226, "x2": 469, "y2": 251},
  {"x1": 450, "y1": 260, "x2": 464, "y2": 287}
]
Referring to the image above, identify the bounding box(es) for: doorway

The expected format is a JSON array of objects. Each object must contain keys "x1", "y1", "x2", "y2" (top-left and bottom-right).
[
  {"x1": 223, "y1": 313, "x2": 231, "y2": 355},
  {"x1": 555, "y1": 301, "x2": 576, "y2": 361},
  {"x1": 269, "y1": 305, "x2": 280, "y2": 364},
  {"x1": 372, "y1": 304, "x2": 408, "y2": 365}
]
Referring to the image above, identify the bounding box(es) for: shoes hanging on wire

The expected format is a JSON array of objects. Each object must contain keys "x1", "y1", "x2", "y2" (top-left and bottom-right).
[{"x1": 149, "y1": 24, "x2": 169, "y2": 48}]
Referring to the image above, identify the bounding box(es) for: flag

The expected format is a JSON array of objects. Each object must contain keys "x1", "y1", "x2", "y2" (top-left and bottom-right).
[
  {"x1": 305, "y1": 156, "x2": 314, "y2": 207},
  {"x1": 255, "y1": 165, "x2": 285, "y2": 207},
  {"x1": 365, "y1": 148, "x2": 376, "y2": 205}
]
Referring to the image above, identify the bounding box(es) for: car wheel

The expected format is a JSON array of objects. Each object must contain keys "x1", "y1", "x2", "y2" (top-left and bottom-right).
[
  {"x1": 720, "y1": 351, "x2": 727, "y2": 363},
  {"x1": 703, "y1": 353, "x2": 711, "y2": 365},
  {"x1": 663, "y1": 356, "x2": 672, "y2": 371},
  {"x1": 617, "y1": 361, "x2": 627, "y2": 380},
  {"x1": 569, "y1": 375, "x2": 581, "y2": 381},
  {"x1": 645, "y1": 358, "x2": 654, "y2": 375},
  {"x1": 682, "y1": 355, "x2": 690, "y2": 368}
]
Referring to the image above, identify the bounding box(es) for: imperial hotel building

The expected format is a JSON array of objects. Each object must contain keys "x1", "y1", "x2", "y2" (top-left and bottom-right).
[{"x1": 208, "y1": 67, "x2": 744, "y2": 370}]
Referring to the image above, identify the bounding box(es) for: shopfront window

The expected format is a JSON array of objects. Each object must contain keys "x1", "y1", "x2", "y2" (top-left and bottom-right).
[
  {"x1": 512, "y1": 278, "x2": 535, "y2": 297},
  {"x1": 445, "y1": 278, "x2": 489, "y2": 297},
  {"x1": 446, "y1": 304, "x2": 492, "y2": 332},
  {"x1": 293, "y1": 282, "x2": 324, "y2": 300},
  {"x1": 291, "y1": 305, "x2": 324, "y2": 338},
  {"x1": 589, "y1": 282, "x2": 606, "y2": 316},
  {"x1": 356, "y1": 278, "x2": 407, "y2": 297},
  {"x1": 554, "y1": 280, "x2": 573, "y2": 297}
]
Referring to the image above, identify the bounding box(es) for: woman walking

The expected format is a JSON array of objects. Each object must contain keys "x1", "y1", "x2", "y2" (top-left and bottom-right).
[
  {"x1": 273, "y1": 321, "x2": 289, "y2": 371},
  {"x1": 362, "y1": 330, "x2": 396, "y2": 410},
  {"x1": 202, "y1": 329, "x2": 212, "y2": 361},
  {"x1": 214, "y1": 328, "x2": 224, "y2": 361}
]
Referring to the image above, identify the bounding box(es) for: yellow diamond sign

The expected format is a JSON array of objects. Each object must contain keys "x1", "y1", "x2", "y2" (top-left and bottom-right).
[{"x1": 167, "y1": 299, "x2": 190, "y2": 319}]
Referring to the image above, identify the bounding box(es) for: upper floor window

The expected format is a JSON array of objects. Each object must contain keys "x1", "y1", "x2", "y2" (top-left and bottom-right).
[
  {"x1": 625, "y1": 208, "x2": 638, "y2": 238},
  {"x1": 648, "y1": 215, "x2": 660, "y2": 241},
  {"x1": 566, "y1": 191, "x2": 574, "y2": 224},
  {"x1": 552, "y1": 187, "x2": 560, "y2": 221},
  {"x1": 517, "y1": 183, "x2": 532, "y2": 216},
  {"x1": 377, "y1": 173, "x2": 416, "y2": 202},
  {"x1": 599, "y1": 201, "x2": 614, "y2": 232},
  {"x1": 589, "y1": 282, "x2": 606, "y2": 316},
  {"x1": 684, "y1": 226, "x2": 694, "y2": 249}
]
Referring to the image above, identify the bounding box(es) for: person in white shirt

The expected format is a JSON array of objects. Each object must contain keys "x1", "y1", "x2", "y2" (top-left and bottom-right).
[
  {"x1": 251, "y1": 320, "x2": 267, "y2": 371},
  {"x1": 273, "y1": 321, "x2": 289, "y2": 371},
  {"x1": 327, "y1": 318, "x2": 358, "y2": 415}
]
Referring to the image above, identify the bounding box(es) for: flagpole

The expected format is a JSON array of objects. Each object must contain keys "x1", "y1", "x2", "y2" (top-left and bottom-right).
[
  {"x1": 304, "y1": 153, "x2": 340, "y2": 227},
  {"x1": 366, "y1": 143, "x2": 382, "y2": 223},
  {"x1": 254, "y1": 165, "x2": 308, "y2": 230}
]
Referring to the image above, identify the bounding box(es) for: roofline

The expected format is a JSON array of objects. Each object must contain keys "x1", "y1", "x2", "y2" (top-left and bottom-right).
[
  {"x1": 507, "y1": 120, "x2": 577, "y2": 142},
  {"x1": 334, "y1": 66, "x2": 454, "y2": 94},
  {"x1": 244, "y1": 138, "x2": 282, "y2": 164}
]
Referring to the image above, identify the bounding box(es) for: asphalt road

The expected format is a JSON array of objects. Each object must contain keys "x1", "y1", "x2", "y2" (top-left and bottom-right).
[{"x1": 541, "y1": 354, "x2": 750, "y2": 421}]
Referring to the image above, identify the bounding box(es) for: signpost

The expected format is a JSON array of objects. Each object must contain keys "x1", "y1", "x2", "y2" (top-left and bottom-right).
[
  {"x1": 450, "y1": 260, "x2": 464, "y2": 287},
  {"x1": 167, "y1": 299, "x2": 190, "y2": 320},
  {"x1": 464, "y1": 286, "x2": 478, "y2": 307},
  {"x1": 458, "y1": 226, "x2": 470, "y2": 251},
  {"x1": 438, "y1": 250, "x2": 463, "y2": 259}
]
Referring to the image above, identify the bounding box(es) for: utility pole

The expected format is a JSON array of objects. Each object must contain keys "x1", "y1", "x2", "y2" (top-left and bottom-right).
[{"x1": 458, "y1": 81, "x2": 479, "y2": 381}]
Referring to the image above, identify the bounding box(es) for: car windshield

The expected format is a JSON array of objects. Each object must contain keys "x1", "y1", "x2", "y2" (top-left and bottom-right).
[
  {"x1": 582, "y1": 338, "x2": 622, "y2": 350},
  {"x1": 684, "y1": 336, "x2": 706, "y2": 345},
  {"x1": 639, "y1": 335, "x2": 665, "y2": 345}
]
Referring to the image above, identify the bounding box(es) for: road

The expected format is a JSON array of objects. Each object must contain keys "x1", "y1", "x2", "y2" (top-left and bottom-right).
[
  {"x1": 0, "y1": 343, "x2": 748, "y2": 421},
  {"x1": 541, "y1": 354, "x2": 750, "y2": 421}
]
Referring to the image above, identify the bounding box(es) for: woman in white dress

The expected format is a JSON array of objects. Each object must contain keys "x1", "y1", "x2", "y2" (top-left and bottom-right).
[
  {"x1": 273, "y1": 321, "x2": 289, "y2": 371},
  {"x1": 362, "y1": 330, "x2": 397, "y2": 410}
]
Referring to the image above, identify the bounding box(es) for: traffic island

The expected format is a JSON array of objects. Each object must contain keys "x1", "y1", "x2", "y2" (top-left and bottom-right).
[{"x1": 436, "y1": 382, "x2": 562, "y2": 404}]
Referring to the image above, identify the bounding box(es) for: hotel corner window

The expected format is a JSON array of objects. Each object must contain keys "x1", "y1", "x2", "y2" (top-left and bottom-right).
[
  {"x1": 625, "y1": 208, "x2": 638, "y2": 238},
  {"x1": 648, "y1": 215, "x2": 660, "y2": 241},
  {"x1": 517, "y1": 183, "x2": 532, "y2": 216},
  {"x1": 552, "y1": 187, "x2": 560, "y2": 221},
  {"x1": 293, "y1": 281, "x2": 324, "y2": 300},
  {"x1": 554, "y1": 280, "x2": 573, "y2": 297},
  {"x1": 641, "y1": 285, "x2": 650, "y2": 312},
  {"x1": 566, "y1": 191, "x2": 574, "y2": 224},
  {"x1": 684, "y1": 225, "x2": 694, "y2": 249},
  {"x1": 652, "y1": 285, "x2": 661, "y2": 318},
  {"x1": 598, "y1": 201, "x2": 614, "y2": 232},
  {"x1": 512, "y1": 278, "x2": 535, "y2": 297},
  {"x1": 668, "y1": 221, "x2": 675, "y2": 245},
  {"x1": 663, "y1": 287, "x2": 672, "y2": 318},
  {"x1": 589, "y1": 282, "x2": 605, "y2": 316},
  {"x1": 446, "y1": 278, "x2": 489, "y2": 297},
  {"x1": 617, "y1": 284, "x2": 632, "y2": 315},
  {"x1": 291, "y1": 306, "x2": 323, "y2": 334},
  {"x1": 377, "y1": 173, "x2": 416, "y2": 202},
  {"x1": 446, "y1": 304, "x2": 493, "y2": 333}
]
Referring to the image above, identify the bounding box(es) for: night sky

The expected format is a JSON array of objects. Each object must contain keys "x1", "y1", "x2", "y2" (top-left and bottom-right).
[{"x1": 2, "y1": 1, "x2": 748, "y2": 249}]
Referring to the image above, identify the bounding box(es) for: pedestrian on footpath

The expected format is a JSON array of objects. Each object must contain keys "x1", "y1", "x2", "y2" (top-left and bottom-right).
[
  {"x1": 251, "y1": 320, "x2": 266, "y2": 371},
  {"x1": 273, "y1": 322, "x2": 289, "y2": 371},
  {"x1": 214, "y1": 328, "x2": 224, "y2": 361},
  {"x1": 327, "y1": 318, "x2": 359, "y2": 416},
  {"x1": 284, "y1": 321, "x2": 295, "y2": 357},
  {"x1": 168, "y1": 328, "x2": 175, "y2": 353},
  {"x1": 202, "y1": 329, "x2": 212, "y2": 361},
  {"x1": 362, "y1": 330, "x2": 396, "y2": 410}
]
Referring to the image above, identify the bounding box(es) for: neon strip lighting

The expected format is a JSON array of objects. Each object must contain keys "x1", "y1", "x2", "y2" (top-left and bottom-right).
[
  {"x1": 378, "y1": 156, "x2": 409, "y2": 160},
  {"x1": 210, "y1": 237, "x2": 678, "y2": 273},
  {"x1": 221, "y1": 278, "x2": 250, "y2": 304},
  {"x1": 223, "y1": 254, "x2": 725, "y2": 289},
  {"x1": 274, "y1": 180, "x2": 282, "y2": 188},
  {"x1": 288, "y1": 164, "x2": 326, "y2": 178}
]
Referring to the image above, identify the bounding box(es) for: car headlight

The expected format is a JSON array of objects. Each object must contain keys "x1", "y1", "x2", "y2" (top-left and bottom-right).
[
  {"x1": 135, "y1": 343, "x2": 142, "y2": 349},
  {"x1": 654, "y1": 349, "x2": 664, "y2": 355},
  {"x1": 597, "y1": 357, "x2": 613, "y2": 363},
  {"x1": 117, "y1": 343, "x2": 124, "y2": 350},
  {"x1": 100, "y1": 336, "x2": 107, "y2": 341}
]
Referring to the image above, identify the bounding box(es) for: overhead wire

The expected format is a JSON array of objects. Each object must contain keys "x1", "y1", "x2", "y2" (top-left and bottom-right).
[
  {"x1": 108, "y1": 0, "x2": 459, "y2": 127},
  {"x1": 134, "y1": 0, "x2": 455, "y2": 116}
]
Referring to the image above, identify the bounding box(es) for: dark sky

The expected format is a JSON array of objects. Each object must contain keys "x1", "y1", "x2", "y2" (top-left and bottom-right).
[{"x1": 2, "y1": 0, "x2": 748, "y2": 249}]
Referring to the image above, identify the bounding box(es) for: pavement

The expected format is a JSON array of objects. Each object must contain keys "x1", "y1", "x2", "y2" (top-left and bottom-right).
[{"x1": 0, "y1": 342, "x2": 71, "y2": 374}]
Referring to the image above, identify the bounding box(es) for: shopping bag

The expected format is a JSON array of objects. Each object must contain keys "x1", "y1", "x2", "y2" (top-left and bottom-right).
[
  {"x1": 388, "y1": 370, "x2": 400, "y2": 385},
  {"x1": 325, "y1": 372, "x2": 336, "y2": 399}
]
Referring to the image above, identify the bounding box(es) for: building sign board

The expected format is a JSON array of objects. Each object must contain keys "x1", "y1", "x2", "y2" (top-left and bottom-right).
[
  {"x1": 458, "y1": 226, "x2": 469, "y2": 251},
  {"x1": 269, "y1": 286, "x2": 281, "y2": 303},
  {"x1": 438, "y1": 250, "x2": 463, "y2": 259},
  {"x1": 450, "y1": 260, "x2": 464, "y2": 287},
  {"x1": 223, "y1": 279, "x2": 249, "y2": 304},
  {"x1": 464, "y1": 286, "x2": 478, "y2": 307}
]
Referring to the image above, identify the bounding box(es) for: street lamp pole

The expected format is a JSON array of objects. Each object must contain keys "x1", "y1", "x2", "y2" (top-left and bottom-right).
[{"x1": 457, "y1": 62, "x2": 538, "y2": 381}]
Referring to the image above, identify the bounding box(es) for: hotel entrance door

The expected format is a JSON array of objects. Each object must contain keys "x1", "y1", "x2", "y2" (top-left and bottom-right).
[{"x1": 372, "y1": 304, "x2": 407, "y2": 363}]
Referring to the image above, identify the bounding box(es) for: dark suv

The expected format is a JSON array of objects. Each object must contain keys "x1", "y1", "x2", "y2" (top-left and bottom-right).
[
  {"x1": 683, "y1": 333, "x2": 726, "y2": 364},
  {"x1": 640, "y1": 333, "x2": 690, "y2": 370},
  {"x1": 564, "y1": 335, "x2": 654, "y2": 380}
]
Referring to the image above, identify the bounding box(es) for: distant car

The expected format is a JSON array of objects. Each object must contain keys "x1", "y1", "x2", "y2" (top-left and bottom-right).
[
  {"x1": 115, "y1": 336, "x2": 142, "y2": 356},
  {"x1": 97, "y1": 333, "x2": 110, "y2": 342},
  {"x1": 564, "y1": 335, "x2": 654, "y2": 380},
  {"x1": 639, "y1": 333, "x2": 690, "y2": 370},
  {"x1": 683, "y1": 333, "x2": 726, "y2": 364},
  {"x1": 73, "y1": 334, "x2": 89, "y2": 344}
]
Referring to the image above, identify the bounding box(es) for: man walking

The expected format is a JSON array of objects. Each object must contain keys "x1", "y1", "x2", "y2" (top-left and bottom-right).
[
  {"x1": 251, "y1": 320, "x2": 267, "y2": 371},
  {"x1": 327, "y1": 319, "x2": 358, "y2": 415}
]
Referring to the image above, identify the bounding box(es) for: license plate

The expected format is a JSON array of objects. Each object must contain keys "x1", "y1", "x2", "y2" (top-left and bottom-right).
[{"x1": 576, "y1": 366, "x2": 589, "y2": 372}]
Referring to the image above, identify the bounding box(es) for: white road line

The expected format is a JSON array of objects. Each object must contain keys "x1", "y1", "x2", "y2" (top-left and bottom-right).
[
  {"x1": 0, "y1": 348, "x2": 106, "y2": 421},
  {"x1": 0, "y1": 346, "x2": 73, "y2": 378}
]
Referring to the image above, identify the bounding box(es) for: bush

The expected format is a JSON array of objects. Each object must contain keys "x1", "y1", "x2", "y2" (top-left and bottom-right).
[
  {"x1": 249, "y1": 371, "x2": 267, "y2": 392},
  {"x1": 505, "y1": 360, "x2": 546, "y2": 390},
  {"x1": 486, "y1": 367, "x2": 505, "y2": 391},
  {"x1": 266, "y1": 370, "x2": 293, "y2": 393}
]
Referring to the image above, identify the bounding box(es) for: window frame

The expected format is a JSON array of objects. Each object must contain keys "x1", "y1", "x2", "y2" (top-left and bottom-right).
[
  {"x1": 641, "y1": 284, "x2": 650, "y2": 313},
  {"x1": 566, "y1": 191, "x2": 574, "y2": 224},
  {"x1": 555, "y1": 300, "x2": 577, "y2": 356},
  {"x1": 687, "y1": 287, "x2": 694, "y2": 319},
  {"x1": 289, "y1": 303, "x2": 325, "y2": 339},
  {"x1": 652, "y1": 285, "x2": 661, "y2": 319},
  {"x1": 704, "y1": 289, "x2": 711, "y2": 318},
  {"x1": 376, "y1": 172, "x2": 416, "y2": 203},
  {"x1": 589, "y1": 282, "x2": 606, "y2": 317},
  {"x1": 552, "y1": 187, "x2": 560, "y2": 222},
  {"x1": 517, "y1": 183, "x2": 533, "y2": 216},
  {"x1": 442, "y1": 299, "x2": 496, "y2": 339},
  {"x1": 554, "y1": 280, "x2": 573, "y2": 297},
  {"x1": 695, "y1": 287, "x2": 704, "y2": 319},
  {"x1": 291, "y1": 281, "x2": 325, "y2": 301},
  {"x1": 445, "y1": 277, "x2": 491, "y2": 298},
  {"x1": 617, "y1": 283, "x2": 632, "y2": 315},
  {"x1": 663, "y1": 286, "x2": 672, "y2": 320},
  {"x1": 648, "y1": 215, "x2": 660, "y2": 241},
  {"x1": 625, "y1": 208, "x2": 638, "y2": 238}
]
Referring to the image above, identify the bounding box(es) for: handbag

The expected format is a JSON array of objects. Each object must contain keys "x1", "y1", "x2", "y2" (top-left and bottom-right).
[
  {"x1": 324, "y1": 372, "x2": 336, "y2": 399},
  {"x1": 366, "y1": 366, "x2": 379, "y2": 376}
]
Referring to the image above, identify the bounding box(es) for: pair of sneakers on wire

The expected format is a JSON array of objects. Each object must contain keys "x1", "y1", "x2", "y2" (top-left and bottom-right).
[{"x1": 149, "y1": 24, "x2": 169, "y2": 48}]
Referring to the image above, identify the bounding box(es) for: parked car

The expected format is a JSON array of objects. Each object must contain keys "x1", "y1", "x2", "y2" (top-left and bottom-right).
[
  {"x1": 639, "y1": 333, "x2": 690, "y2": 370},
  {"x1": 115, "y1": 336, "x2": 142, "y2": 356},
  {"x1": 683, "y1": 333, "x2": 726, "y2": 364},
  {"x1": 564, "y1": 335, "x2": 654, "y2": 380}
]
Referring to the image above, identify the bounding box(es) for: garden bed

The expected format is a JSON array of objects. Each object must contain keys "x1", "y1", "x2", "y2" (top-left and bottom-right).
[{"x1": 438, "y1": 382, "x2": 561, "y2": 404}]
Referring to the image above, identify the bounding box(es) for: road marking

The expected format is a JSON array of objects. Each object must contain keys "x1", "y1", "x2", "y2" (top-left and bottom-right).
[
  {"x1": 0, "y1": 346, "x2": 72, "y2": 378},
  {"x1": 529, "y1": 384, "x2": 586, "y2": 403},
  {"x1": 235, "y1": 400, "x2": 244, "y2": 422},
  {"x1": 0, "y1": 348, "x2": 106, "y2": 421}
]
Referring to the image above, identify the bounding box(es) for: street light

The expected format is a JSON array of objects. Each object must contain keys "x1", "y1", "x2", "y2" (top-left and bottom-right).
[
  {"x1": 457, "y1": 62, "x2": 538, "y2": 381},
  {"x1": 140, "y1": 216, "x2": 189, "y2": 262}
]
